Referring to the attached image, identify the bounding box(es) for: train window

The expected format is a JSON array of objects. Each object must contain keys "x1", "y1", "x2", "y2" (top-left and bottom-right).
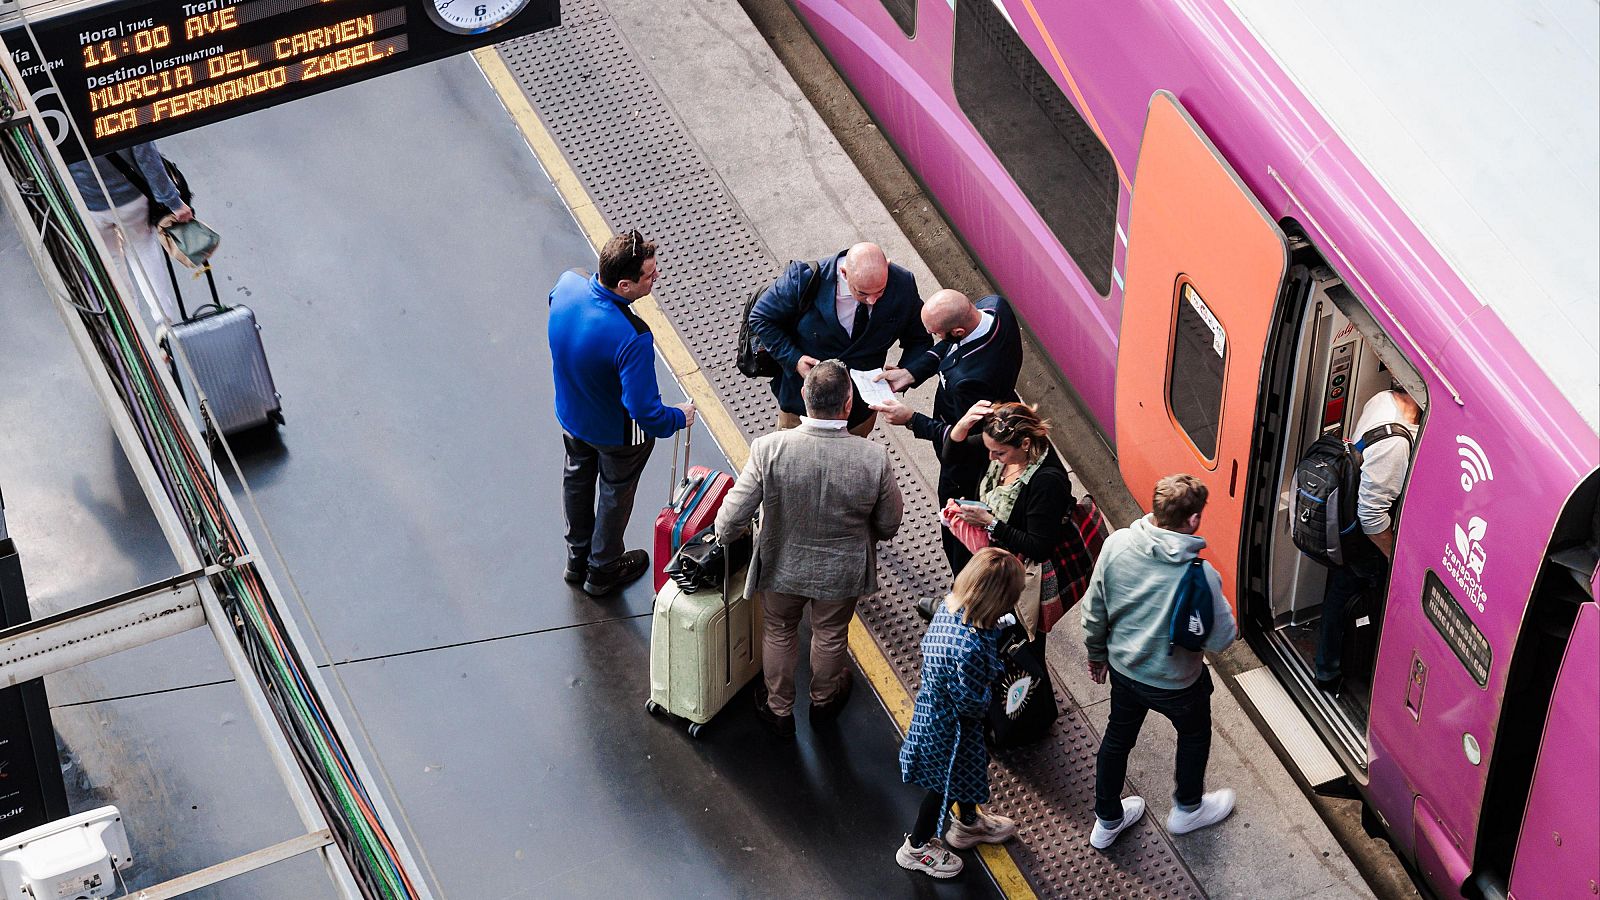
[
  {"x1": 875, "y1": 0, "x2": 915, "y2": 37},
  {"x1": 952, "y1": 0, "x2": 1118, "y2": 295},
  {"x1": 1167, "y1": 281, "x2": 1226, "y2": 459}
]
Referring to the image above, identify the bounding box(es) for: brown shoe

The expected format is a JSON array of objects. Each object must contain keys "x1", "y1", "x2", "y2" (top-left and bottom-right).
[
  {"x1": 753, "y1": 680, "x2": 796, "y2": 738},
  {"x1": 809, "y1": 673, "x2": 854, "y2": 726}
]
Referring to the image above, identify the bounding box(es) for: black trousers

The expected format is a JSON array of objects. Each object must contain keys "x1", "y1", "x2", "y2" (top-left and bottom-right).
[
  {"x1": 1316, "y1": 534, "x2": 1388, "y2": 681},
  {"x1": 910, "y1": 789, "x2": 976, "y2": 846},
  {"x1": 938, "y1": 452, "x2": 989, "y2": 575},
  {"x1": 1094, "y1": 667, "x2": 1214, "y2": 822},
  {"x1": 561, "y1": 433, "x2": 653, "y2": 569}
]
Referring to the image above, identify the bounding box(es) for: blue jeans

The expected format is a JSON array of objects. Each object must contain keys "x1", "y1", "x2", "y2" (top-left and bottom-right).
[
  {"x1": 1094, "y1": 667, "x2": 1214, "y2": 822},
  {"x1": 1315, "y1": 535, "x2": 1388, "y2": 681}
]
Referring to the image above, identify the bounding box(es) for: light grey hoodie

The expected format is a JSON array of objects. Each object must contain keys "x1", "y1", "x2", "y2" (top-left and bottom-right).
[{"x1": 1080, "y1": 515, "x2": 1238, "y2": 690}]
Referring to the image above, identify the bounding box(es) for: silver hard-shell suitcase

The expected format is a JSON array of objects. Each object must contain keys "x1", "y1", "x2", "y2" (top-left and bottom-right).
[{"x1": 163, "y1": 267, "x2": 283, "y2": 437}]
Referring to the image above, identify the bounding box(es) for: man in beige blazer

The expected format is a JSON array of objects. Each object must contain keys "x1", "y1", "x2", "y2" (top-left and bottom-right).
[{"x1": 715, "y1": 359, "x2": 904, "y2": 736}]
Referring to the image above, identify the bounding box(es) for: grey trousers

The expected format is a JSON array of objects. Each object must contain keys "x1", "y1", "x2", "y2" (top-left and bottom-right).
[
  {"x1": 562, "y1": 433, "x2": 654, "y2": 569},
  {"x1": 760, "y1": 590, "x2": 858, "y2": 716}
]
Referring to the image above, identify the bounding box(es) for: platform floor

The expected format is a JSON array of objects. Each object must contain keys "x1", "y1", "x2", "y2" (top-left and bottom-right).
[{"x1": 0, "y1": 56, "x2": 993, "y2": 897}]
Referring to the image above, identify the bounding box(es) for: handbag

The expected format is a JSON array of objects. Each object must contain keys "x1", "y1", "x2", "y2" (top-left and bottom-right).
[
  {"x1": 157, "y1": 216, "x2": 221, "y2": 269},
  {"x1": 985, "y1": 623, "x2": 1058, "y2": 749},
  {"x1": 663, "y1": 527, "x2": 752, "y2": 594},
  {"x1": 737, "y1": 261, "x2": 819, "y2": 379},
  {"x1": 939, "y1": 500, "x2": 991, "y2": 554},
  {"x1": 1048, "y1": 496, "x2": 1106, "y2": 616},
  {"x1": 1013, "y1": 558, "x2": 1043, "y2": 637}
]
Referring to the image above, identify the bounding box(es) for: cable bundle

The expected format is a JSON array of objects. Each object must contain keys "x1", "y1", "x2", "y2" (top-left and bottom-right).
[{"x1": 0, "y1": 72, "x2": 421, "y2": 900}]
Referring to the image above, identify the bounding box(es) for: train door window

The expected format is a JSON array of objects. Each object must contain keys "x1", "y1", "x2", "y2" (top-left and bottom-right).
[
  {"x1": 875, "y1": 0, "x2": 915, "y2": 37},
  {"x1": 1167, "y1": 281, "x2": 1226, "y2": 461},
  {"x1": 952, "y1": 0, "x2": 1118, "y2": 295}
]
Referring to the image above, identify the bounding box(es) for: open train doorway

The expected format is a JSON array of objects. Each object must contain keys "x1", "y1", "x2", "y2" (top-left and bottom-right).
[{"x1": 1241, "y1": 227, "x2": 1429, "y2": 774}]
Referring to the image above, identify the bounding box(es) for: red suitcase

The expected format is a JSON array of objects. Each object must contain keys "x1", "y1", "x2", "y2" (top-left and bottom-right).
[{"x1": 653, "y1": 427, "x2": 735, "y2": 591}]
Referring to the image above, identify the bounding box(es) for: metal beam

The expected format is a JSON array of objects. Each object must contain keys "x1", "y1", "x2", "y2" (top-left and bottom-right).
[
  {"x1": 134, "y1": 829, "x2": 334, "y2": 899},
  {"x1": 194, "y1": 577, "x2": 364, "y2": 899},
  {"x1": 0, "y1": 573, "x2": 203, "y2": 688},
  {"x1": 0, "y1": 36, "x2": 206, "y2": 574},
  {"x1": 0, "y1": 43, "x2": 362, "y2": 899}
]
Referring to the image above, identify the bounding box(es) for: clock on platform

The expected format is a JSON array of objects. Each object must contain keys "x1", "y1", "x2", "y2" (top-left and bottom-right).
[{"x1": 426, "y1": 0, "x2": 532, "y2": 34}]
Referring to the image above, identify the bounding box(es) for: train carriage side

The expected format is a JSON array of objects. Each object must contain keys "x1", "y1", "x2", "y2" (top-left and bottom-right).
[{"x1": 785, "y1": 0, "x2": 1600, "y2": 897}]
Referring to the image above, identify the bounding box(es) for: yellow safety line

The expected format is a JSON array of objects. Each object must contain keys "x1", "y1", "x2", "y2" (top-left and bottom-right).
[{"x1": 476, "y1": 47, "x2": 1036, "y2": 899}]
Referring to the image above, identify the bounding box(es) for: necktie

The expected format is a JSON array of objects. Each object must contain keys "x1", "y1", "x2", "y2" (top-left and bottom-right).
[{"x1": 851, "y1": 304, "x2": 870, "y2": 342}]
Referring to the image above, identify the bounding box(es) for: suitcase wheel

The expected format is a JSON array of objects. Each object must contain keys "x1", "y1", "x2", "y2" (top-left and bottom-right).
[
  {"x1": 644, "y1": 699, "x2": 662, "y2": 716},
  {"x1": 686, "y1": 722, "x2": 706, "y2": 739}
]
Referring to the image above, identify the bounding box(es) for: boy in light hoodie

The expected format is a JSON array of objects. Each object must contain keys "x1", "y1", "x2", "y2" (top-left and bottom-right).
[{"x1": 1081, "y1": 474, "x2": 1238, "y2": 849}]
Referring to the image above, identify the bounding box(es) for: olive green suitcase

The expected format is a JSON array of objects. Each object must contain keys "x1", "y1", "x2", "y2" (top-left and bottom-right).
[{"x1": 645, "y1": 565, "x2": 761, "y2": 738}]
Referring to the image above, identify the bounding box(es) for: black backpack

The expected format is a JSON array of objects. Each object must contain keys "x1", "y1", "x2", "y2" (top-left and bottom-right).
[
  {"x1": 1290, "y1": 424, "x2": 1413, "y2": 567},
  {"x1": 737, "y1": 261, "x2": 819, "y2": 379}
]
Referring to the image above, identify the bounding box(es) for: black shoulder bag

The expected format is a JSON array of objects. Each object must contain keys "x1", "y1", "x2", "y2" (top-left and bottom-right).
[
  {"x1": 737, "y1": 260, "x2": 820, "y2": 379},
  {"x1": 106, "y1": 150, "x2": 193, "y2": 226}
]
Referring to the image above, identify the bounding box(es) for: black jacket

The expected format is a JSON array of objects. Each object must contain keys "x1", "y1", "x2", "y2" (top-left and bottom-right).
[
  {"x1": 749, "y1": 251, "x2": 938, "y2": 427},
  {"x1": 911, "y1": 294, "x2": 1023, "y2": 501},
  {"x1": 985, "y1": 447, "x2": 1076, "y2": 564}
]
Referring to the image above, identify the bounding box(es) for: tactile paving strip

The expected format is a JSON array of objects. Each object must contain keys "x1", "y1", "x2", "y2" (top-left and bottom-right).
[{"x1": 495, "y1": 3, "x2": 1205, "y2": 896}]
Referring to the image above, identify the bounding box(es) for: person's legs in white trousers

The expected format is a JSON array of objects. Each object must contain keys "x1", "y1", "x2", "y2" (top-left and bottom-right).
[{"x1": 89, "y1": 196, "x2": 181, "y2": 327}]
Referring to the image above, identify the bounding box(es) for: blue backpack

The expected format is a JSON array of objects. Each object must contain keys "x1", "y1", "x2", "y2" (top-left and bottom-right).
[{"x1": 1168, "y1": 560, "x2": 1214, "y2": 654}]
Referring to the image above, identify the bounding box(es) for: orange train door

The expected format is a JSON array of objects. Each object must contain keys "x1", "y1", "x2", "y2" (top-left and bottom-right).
[{"x1": 1116, "y1": 91, "x2": 1288, "y2": 607}]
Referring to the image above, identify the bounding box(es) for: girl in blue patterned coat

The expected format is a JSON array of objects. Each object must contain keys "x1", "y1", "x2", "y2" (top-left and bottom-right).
[{"x1": 896, "y1": 548, "x2": 1022, "y2": 878}]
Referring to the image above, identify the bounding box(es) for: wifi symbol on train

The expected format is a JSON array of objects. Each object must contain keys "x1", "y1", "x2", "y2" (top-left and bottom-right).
[{"x1": 1456, "y1": 435, "x2": 1494, "y2": 492}]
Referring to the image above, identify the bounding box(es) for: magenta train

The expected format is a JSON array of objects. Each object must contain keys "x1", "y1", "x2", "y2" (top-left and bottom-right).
[{"x1": 788, "y1": 0, "x2": 1599, "y2": 896}]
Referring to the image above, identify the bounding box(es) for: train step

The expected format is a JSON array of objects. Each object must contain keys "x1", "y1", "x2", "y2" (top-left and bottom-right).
[{"x1": 1235, "y1": 666, "x2": 1343, "y2": 789}]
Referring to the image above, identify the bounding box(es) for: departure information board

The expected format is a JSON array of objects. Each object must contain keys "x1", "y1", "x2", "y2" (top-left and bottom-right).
[{"x1": 2, "y1": 0, "x2": 559, "y2": 161}]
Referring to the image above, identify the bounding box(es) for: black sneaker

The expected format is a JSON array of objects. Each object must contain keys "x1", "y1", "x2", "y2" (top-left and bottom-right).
[
  {"x1": 563, "y1": 556, "x2": 588, "y2": 585},
  {"x1": 914, "y1": 596, "x2": 941, "y2": 621},
  {"x1": 1314, "y1": 674, "x2": 1343, "y2": 696},
  {"x1": 582, "y1": 550, "x2": 649, "y2": 597},
  {"x1": 753, "y1": 680, "x2": 796, "y2": 738}
]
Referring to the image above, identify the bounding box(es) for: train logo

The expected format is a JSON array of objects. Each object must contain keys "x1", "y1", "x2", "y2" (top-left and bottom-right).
[
  {"x1": 1445, "y1": 515, "x2": 1490, "y2": 612},
  {"x1": 1453, "y1": 516, "x2": 1488, "y2": 579},
  {"x1": 1456, "y1": 435, "x2": 1494, "y2": 492}
]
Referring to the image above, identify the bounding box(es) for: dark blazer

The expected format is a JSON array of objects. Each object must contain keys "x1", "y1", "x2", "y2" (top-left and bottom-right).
[
  {"x1": 985, "y1": 447, "x2": 1076, "y2": 564},
  {"x1": 749, "y1": 251, "x2": 938, "y2": 427},
  {"x1": 911, "y1": 294, "x2": 1024, "y2": 502}
]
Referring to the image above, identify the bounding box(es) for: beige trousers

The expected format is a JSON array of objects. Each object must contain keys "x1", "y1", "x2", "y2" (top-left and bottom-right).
[
  {"x1": 759, "y1": 590, "x2": 858, "y2": 716},
  {"x1": 776, "y1": 410, "x2": 877, "y2": 438}
]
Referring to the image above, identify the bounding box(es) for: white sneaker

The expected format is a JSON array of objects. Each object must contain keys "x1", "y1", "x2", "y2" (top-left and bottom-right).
[
  {"x1": 945, "y1": 809, "x2": 1018, "y2": 848},
  {"x1": 895, "y1": 836, "x2": 963, "y2": 878},
  {"x1": 1089, "y1": 796, "x2": 1146, "y2": 849},
  {"x1": 1166, "y1": 789, "x2": 1236, "y2": 835}
]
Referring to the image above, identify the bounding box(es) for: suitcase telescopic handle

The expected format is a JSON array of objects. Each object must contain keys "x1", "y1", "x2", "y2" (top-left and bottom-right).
[{"x1": 668, "y1": 419, "x2": 693, "y2": 500}]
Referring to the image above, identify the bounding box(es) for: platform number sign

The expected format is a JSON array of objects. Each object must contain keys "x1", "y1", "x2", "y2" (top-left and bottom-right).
[{"x1": 2, "y1": 0, "x2": 560, "y2": 163}]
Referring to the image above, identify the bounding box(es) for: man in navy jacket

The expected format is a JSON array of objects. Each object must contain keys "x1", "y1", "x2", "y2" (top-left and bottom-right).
[
  {"x1": 549, "y1": 231, "x2": 695, "y2": 596},
  {"x1": 873, "y1": 290, "x2": 1023, "y2": 575},
  {"x1": 749, "y1": 243, "x2": 938, "y2": 436}
]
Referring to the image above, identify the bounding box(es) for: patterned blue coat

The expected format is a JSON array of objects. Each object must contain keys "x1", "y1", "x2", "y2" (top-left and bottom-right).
[{"x1": 899, "y1": 607, "x2": 1004, "y2": 804}]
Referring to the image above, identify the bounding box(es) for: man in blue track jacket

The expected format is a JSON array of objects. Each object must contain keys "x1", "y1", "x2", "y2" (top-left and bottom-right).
[{"x1": 549, "y1": 231, "x2": 695, "y2": 596}]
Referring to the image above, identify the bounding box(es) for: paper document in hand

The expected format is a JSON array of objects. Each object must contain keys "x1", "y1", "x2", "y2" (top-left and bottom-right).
[{"x1": 850, "y1": 368, "x2": 898, "y2": 407}]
